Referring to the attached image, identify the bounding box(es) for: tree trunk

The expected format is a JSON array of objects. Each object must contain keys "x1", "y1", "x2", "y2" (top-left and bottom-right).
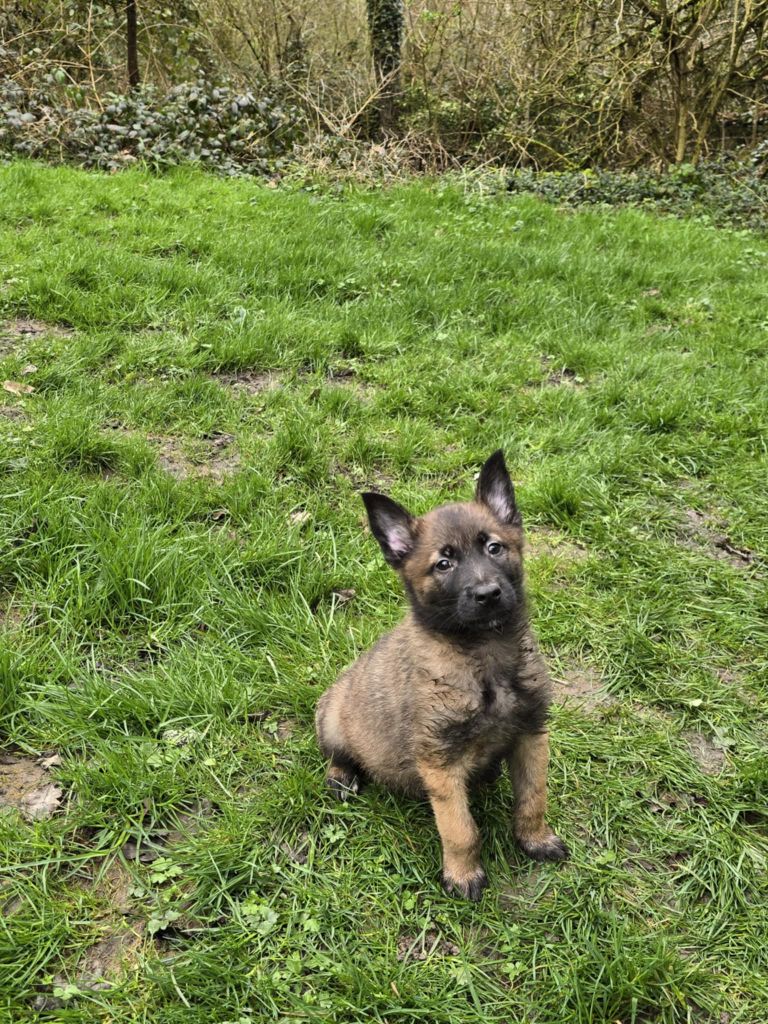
[
  {"x1": 127, "y1": 0, "x2": 140, "y2": 89},
  {"x1": 366, "y1": 0, "x2": 403, "y2": 135}
]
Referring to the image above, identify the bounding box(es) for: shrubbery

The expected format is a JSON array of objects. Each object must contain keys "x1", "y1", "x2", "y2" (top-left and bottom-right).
[
  {"x1": 0, "y1": 78, "x2": 301, "y2": 175},
  {"x1": 2, "y1": 70, "x2": 767, "y2": 234},
  {"x1": 506, "y1": 160, "x2": 768, "y2": 233}
]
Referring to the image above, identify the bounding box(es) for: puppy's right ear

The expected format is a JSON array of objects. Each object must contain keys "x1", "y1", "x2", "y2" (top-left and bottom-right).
[{"x1": 361, "y1": 493, "x2": 416, "y2": 568}]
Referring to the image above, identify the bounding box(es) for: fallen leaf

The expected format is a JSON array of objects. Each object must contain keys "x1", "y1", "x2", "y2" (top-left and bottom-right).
[
  {"x1": 38, "y1": 754, "x2": 62, "y2": 770},
  {"x1": 20, "y1": 783, "x2": 62, "y2": 821},
  {"x1": 3, "y1": 380, "x2": 34, "y2": 395}
]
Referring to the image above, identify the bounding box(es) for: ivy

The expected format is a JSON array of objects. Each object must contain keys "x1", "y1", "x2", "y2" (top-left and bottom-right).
[{"x1": 0, "y1": 78, "x2": 302, "y2": 175}]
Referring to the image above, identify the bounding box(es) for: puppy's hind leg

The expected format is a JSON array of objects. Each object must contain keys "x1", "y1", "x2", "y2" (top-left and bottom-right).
[
  {"x1": 315, "y1": 687, "x2": 365, "y2": 802},
  {"x1": 326, "y1": 752, "x2": 366, "y2": 802}
]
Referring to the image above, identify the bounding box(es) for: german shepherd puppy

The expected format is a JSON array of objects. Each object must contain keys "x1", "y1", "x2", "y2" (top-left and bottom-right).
[{"x1": 315, "y1": 451, "x2": 568, "y2": 900}]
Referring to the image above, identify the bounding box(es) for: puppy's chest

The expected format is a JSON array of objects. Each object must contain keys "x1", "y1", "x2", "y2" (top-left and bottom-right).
[{"x1": 426, "y1": 664, "x2": 530, "y2": 752}]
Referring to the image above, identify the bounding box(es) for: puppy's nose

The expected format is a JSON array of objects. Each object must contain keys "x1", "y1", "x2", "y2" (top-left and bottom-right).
[{"x1": 474, "y1": 584, "x2": 501, "y2": 606}]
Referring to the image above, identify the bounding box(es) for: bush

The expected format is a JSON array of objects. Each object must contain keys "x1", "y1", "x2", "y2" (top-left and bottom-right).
[
  {"x1": 0, "y1": 78, "x2": 302, "y2": 175},
  {"x1": 506, "y1": 159, "x2": 768, "y2": 233}
]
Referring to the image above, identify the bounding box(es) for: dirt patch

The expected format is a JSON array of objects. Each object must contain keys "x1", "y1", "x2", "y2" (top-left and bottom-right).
[
  {"x1": 0, "y1": 600, "x2": 25, "y2": 631},
  {"x1": 715, "y1": 667, "x2": 740, "y2": 687},
  {"x1": 271, "y1": 718, "x2": 298, "y2": 742},
  {"x1": 280, "y1": 830, "x2": 310, "y2": 865},
  {"x1": 0, "y1": 318, "x2": 72, "y2": 355},
  {"x1": 679, "y1": 509, "x2": 756, "y2": 570},
  {"x1": 59, "y1": 858, "x2": 145, "y2": 993},
  {"x1": 683, "y1": 730, "x2": 726, "y2": 775},
  {"x1": 529, "y1": 355, "x2": 585, "y2": 387},
  {"x1": 545, "y1": 367, "x2": 584, "y2": 386},
  {"x1": 326, "y1": 366, "x2": 358, "y2": 383},
  {"x1": 331, "y1": 460, "x2": 395, "y2": 490},
  {"x1": 148, "y1": 431, "x2": 240, "y2": 483},
  {"x1": 324, "y1": 367, "x2": 375, "y2": 399},
  {"x1": 85, "y1": 857, "x2": 136, "y2": 914},
  {"x1": 553, "y1": 662, "x2": 615, "y2": 710},
  {"x1": 0, "y1": 753, "x2": 63, "y2": 821},
  {"x1": 526, "y1": 526, "x2": 589, "y2": 562},
  {"x1": 0, "y1": 404, "x2": 27, "y2": 420},
  {"x1": 397, "y1": 931, "x2": 460, "y2": 962},
  {"x1": 214, "y1": 369, "x2": 281, "y2": 395},
  {"x1": 76, "y1": 925, "x2": 144, "y2": 987}
]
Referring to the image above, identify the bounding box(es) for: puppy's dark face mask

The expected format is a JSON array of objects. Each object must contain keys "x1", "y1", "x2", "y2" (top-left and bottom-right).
[{"x1": 362, "y1": 451, "x2": 525, "y2": 638}]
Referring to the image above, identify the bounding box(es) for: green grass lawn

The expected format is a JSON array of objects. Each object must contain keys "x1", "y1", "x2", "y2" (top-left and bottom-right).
[{"x1": 0, "y1": 161, "x2": 766, "y2": 1023}]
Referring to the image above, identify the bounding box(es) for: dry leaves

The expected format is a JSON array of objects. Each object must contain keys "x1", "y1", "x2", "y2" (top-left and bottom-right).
[
  {"x1": 0, "y1": 754, "x2": 63, "y2": 821},
  {"x1": 21, "y1": 784, "x2": 63, "y2": 821},
  {"x1": 3, "y1": 380, "x2": 35, "y2": 396}
]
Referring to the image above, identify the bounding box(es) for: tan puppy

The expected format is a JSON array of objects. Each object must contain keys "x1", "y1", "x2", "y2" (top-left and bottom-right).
[{"x1": 315, "y1": 451, "x2": 568, "y2": 899}]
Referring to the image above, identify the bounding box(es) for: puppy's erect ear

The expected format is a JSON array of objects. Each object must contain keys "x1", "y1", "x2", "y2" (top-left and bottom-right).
[
  {"x1": 475, "y1": 450, "x2": 522, "y2": 526},
  {"x1": 361, "y1": 492, "x2": 416, "y2": 568}
]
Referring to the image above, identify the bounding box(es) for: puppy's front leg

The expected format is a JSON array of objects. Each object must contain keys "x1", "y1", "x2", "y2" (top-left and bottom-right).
[
  {"x1": 508, "y1": 731, "x2": 569, "y2": 862},
  {"x1": 418, "y1": 760, "x2": 487, "y2": 901}
]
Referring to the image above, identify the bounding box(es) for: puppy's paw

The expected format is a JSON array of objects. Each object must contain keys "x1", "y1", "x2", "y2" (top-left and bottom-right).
[
  {"x1": 326, "y1": 770, "x2": 360, "y2": 802},
  {"x1": 517, "y1": 831, "x2": 570, "y2": 862},
  {"x1": 441, "y1": 866, "x2": 488, "y2": 902}
]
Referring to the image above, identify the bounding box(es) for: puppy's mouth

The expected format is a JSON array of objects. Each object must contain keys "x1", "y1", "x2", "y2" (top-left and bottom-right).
[
  {"x1": 461, "y1": 609, "x2": 512, "y2": 632},
  {"x1": 482, "y1": 617, "x2": 503, "y2": 631}
]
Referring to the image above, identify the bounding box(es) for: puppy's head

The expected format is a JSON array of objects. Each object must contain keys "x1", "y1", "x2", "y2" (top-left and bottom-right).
[{"x1": 362, "y1": 451, "x2": 525, "y2": 637}]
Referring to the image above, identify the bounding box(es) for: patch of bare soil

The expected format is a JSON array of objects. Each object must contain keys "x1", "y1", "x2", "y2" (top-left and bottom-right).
[
  {"x1": 280, "y1": 830, "x2": 310, "y2": 865},
  {"x1": 397, "y1": 930, "x2": 460, "y2": 962},
  {"x1": 148, "y1": 431, "x2": 240, "y2": 483},
  {"x1": 553, "y1": 662, "x2": 615, "y2": 711},
  {"x1": 679, "y1": 509, "x2": 756, "y2": 570},
  {"x1": 214, "y1": 369, "x2": 281, "y2": 395},
  {"x1": 0, "y1": 404, "x2": 27, "y2": 420},
  {"x1": 331, "y1": 460, "x2": 395, "y2": 490},
  {"x1": 0, "y1": 752, "x2": 63, "y2": 821},
  {"x1": 529, "y1": 355, "x2": 585, "y2": 387},
  {"x1": 275, "y1": 718, "x2": 297, "y2": 741},
  {"x1": 683, "y1": 730, "x2": 726, "y2": 775},
  {"x1": 324, "y1": 366, "x2": 375, "y2": 400},
  {"x1": 0, "y1": 600, "x2": 25, "y2": 630},
  {"x1": 526, "y1": 526, "x2": 589, "y2": 562},
  {"x1": 0, "y1": 318, "x2": 72, "y2": 355},
  {"x1": 51, "y1": 859, "x2": 145, "y2": 996},
  {"x1": 76, "y1": 925, "x2": 144, "y2": 988},
  {"x1": 326, "y1": 366, "x2": 357, "y2": 383}
]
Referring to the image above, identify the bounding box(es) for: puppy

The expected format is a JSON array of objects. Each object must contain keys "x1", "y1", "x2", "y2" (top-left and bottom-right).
[{"x1": 315, "y1": 451, "x2": 568, "y2": 899}]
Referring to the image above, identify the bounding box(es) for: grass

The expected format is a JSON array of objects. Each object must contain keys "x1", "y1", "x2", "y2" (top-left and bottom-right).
[{"x1": 0, "y1": 160, "x2": 766, "y2": 1024}]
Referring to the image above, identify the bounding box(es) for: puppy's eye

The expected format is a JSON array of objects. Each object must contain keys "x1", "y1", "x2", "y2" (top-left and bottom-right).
[
  {"x1": 435, "y1": 559, "x2": 452, "y2": 572},
  {"x1": 487, "y1": 542, "x2": 503, "y2": 556}
]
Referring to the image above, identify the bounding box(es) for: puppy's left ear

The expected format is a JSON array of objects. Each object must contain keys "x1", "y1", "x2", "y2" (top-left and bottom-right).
[{"x1": 476, "y1": 450, "x2": 521, "y2": 526}]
